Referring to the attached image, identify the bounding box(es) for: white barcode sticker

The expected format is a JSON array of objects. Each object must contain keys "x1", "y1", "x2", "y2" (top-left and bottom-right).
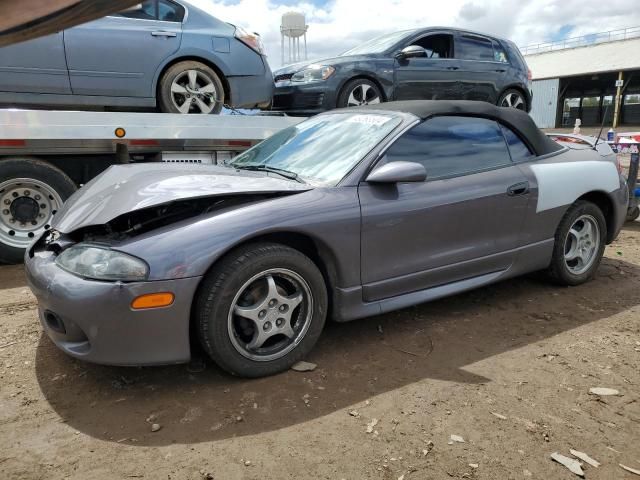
[{"x1": 345, "y1": 115, "x2": 392, "y2": 126}]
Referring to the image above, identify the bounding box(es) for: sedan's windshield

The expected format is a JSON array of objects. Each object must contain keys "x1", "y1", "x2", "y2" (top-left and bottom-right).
[
  {"x1": 342, "y1": 29, "x2": 416, "y2": 56},
  {"x1": 230, "y1": 113, "x2": 402, "y2": 186}
]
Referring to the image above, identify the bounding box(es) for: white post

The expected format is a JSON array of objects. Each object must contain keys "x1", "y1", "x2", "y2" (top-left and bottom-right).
[
  {"x1": 281, "y1": 32, "x2": 285, "y2": 67},
  {"x1": 304, "y1": 32, "x2": 307, "y2": 60}
]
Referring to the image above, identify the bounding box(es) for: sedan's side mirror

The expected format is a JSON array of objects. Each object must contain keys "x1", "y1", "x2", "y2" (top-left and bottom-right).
[
  {"x1": 396, "y1": 45, "x2": 428, "y2": 59},
  {"x1": 366, "y1": 161, "x2": 427, "y2": 184}
]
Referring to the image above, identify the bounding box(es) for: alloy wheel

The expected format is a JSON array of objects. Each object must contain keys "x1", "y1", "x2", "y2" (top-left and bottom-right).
[
  {"x1": 0, "y1": 178, "x2": 62, "y2": 249},
  {"x1": 500, "y1": 92, "x2": 526, "y2": 110},
  {"x1": 564, "y1": 214, "x2": 600, "y2": 275},
  {"x1": 227, "y1": 268, "x2": 314, "y2": 362},
  {"x1": 170, "y1": 69, "x2": 219, "y2": 114},
  {"x1": 347, "y1": 83, "x2": 381, "y2": 107}
]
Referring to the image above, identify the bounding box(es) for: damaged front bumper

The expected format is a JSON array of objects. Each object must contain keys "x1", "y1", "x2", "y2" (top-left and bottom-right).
[{"x1": 25, "y1": 242, "x2": 201, "y2": 366}]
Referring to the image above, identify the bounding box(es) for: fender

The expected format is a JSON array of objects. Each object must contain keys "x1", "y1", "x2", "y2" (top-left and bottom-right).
[{"x1": 114, "y1": 188, "x2": 363, "y2": 288}]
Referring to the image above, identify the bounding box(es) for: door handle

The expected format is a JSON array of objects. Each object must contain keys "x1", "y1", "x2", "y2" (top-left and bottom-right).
[
  {"x1": 495, "y1": 68, "x2": 507, "y2": 73},
  {"x1": 507, "y1": 181, "x2": 529, "y2": 196},
  {"x1": 151, "y1": 31, "x2": 177, "y2": 37},
  {"x1": 446, "y1": 66, "x2": 459, "y2": 70}
]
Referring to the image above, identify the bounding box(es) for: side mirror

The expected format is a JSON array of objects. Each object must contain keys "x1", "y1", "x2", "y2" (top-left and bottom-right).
[
  {"x1": 396, "y1": 45, "x2": 428, "y2": 59},
  {"x1": 366, "y1": 161, "x2": 427, "y2": 184}
]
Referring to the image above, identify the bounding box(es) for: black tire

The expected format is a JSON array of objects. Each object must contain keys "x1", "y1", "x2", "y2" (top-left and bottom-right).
[
  {"x1": 337, "y1": 78, "x2": 384, "y2": 108},
  {"x1": 498, "y1": 88, "x2": 528, "y2": 111},
  {"x1": 0, "y1": 158, "x2": 76, "y2": 264},
  {"x1": 626, "y1": 205, "x2": 640, "y2": 222},
  {"x1": 545, "y1": 200, "x2": 607, "y2": 286},
  {"x1": 158, "y1": 61, "x2": 224, "y2": 114},
  {"x1": 195, "y1": 243, "x2": 327, "y2": 378}
]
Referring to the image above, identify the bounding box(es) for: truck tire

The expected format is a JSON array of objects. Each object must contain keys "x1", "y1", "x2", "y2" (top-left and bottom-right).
[
  {"x1": 0, "y1": 158, "x2": 77, "y2": 264},
  {"x1": 158, "y1": 61, "x2": 225, "y2": 115}
]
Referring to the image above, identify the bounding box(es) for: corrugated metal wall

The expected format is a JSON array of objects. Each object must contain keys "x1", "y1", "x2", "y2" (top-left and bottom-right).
[{"x1": 530, "y1": 78, "x2": 559, "y2": 128}]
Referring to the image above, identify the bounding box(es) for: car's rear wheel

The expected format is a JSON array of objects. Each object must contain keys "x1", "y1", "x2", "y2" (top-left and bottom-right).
[
  {"x1": 158, "y1": 61, "x2": 224, "y2": 114},
  {"x1": 337, "y1": 79, "x2": 383, "y2": 108},
  {"x1": 0, "y1": 158, "x2": 76, "y2": 264},
  {"x1": 545, "y1": 200, "x2": 607, "y2": 286},
  {"x1": 195, "y1": 243, "x2": 327, "y2": 377},
  {"x1": 498, "y1": 89, "x2": 527, "y2": 111}
]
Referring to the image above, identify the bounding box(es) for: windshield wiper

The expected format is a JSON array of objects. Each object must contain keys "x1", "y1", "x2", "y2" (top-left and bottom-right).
[{"x1": 234, "y1": 164, "x2": 306, "y2": 184}]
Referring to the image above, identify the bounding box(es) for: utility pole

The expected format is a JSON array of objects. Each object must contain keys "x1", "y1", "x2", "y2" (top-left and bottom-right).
[{"x1": 613, "y1": 71, "x2": 624, "y2": 129}]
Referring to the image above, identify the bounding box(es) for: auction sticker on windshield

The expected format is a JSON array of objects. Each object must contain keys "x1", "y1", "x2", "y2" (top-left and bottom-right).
[{"x1": 345, "y1": 114, "x2": 393, "y2": 126}]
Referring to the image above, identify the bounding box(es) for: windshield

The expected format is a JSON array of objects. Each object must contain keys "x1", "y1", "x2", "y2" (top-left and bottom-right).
[
  {"x1": 342, "y1": 29, "x2": 416, "y2": 56},
  {"x1": 230, "y1": 113, "x2": 403, "y2": 186}
]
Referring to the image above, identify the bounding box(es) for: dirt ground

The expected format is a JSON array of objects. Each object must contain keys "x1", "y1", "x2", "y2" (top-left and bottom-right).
[{"x1": 1, "y1": 226, "x2": 639, "y2": 480}]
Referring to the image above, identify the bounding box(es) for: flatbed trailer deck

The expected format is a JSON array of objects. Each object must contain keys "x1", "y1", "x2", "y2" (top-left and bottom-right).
[{"x1": 0, "y1": 110, "x2": 302, "y2": 263}]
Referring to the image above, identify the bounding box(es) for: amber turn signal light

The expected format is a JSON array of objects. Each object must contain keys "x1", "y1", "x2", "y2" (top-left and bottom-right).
[
  {"x1": 115, "y1": 127, "x2": 126, "y2": 138},
  {"x1": 131, "y1": 292, "x2": 175, "y2": 310}
]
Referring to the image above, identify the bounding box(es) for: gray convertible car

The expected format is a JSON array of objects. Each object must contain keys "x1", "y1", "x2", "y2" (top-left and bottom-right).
[{"x1": 26, "y1": 101, "x2": 628, "y2": 377}]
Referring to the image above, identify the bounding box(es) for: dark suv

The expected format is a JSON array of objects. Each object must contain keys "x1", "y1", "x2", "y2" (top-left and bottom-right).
[{"x1": 269, "y1": 27, "x2": 532, "y2": 115}]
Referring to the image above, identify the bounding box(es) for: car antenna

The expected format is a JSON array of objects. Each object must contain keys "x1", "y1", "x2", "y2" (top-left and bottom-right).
[{"x1": 593, "y1": 103, "x2": 610, "y2": 151}]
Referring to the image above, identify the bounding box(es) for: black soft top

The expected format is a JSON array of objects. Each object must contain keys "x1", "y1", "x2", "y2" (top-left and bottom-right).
[{"x1": 340, "y1": 100, "x2": 563, "y2": 156}]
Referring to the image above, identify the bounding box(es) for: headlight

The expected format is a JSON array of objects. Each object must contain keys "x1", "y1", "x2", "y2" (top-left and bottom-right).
[
  {"x1": 56, "y1": 245, "x2": 149, "y2": 282},
  {"x1": 291, "y1": 65, "x2": 336, "y2": 83},
  {"x1": 234, "y1": 26, "x2": 265, "y2": 55}
]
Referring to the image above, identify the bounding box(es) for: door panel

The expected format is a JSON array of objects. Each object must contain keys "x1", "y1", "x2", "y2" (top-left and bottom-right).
[
  {"x1": 0, "y1": 33, "x2": 71, "y2": 94},
  {"x1": 393, "y1": 33, "x2": 460, "y2": 101},
  {"x1": 457, "y1": 60, "x2": 503, "y2": 103},
  {"x1": 455, "y1": 34, "x2": 503, "y2": 103},
  {"x1": 63, "y1": 16, "x2": 182, "y2": 97},
  {"x1": 359, "y1": 166, "x2": 530, "y2": 301},
  {"x1": 394, "y1": 58, "x2": 461, "y2": 100}
]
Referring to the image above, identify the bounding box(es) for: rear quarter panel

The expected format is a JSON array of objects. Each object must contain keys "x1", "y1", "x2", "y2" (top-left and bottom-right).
[
  {"x1": 516, "y1": 148, "x2": 626, "y2": 246},
  {"x1": 150, "y1": 3, "x2": 266, "y2": 95}
]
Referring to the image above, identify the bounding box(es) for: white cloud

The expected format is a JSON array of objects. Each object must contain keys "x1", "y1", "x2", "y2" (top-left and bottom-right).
[{"x1": 188, "y1": 0, "x2": 640, "y2": 68}]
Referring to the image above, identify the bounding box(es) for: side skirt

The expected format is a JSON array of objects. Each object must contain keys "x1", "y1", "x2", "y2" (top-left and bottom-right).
[{"x1": 332, "y1": 238, "x2": 555, "y2": 322}]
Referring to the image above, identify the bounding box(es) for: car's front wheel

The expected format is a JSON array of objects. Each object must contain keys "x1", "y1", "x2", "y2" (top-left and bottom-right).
[
  {"x1": 158, "y1": 61, "x2": 224, "y2": 114},
  {"x1": 337, "y1": 78, "x2": 383, "y2": 108},
  {"x1": 546, "y1": 200, "x2": 607, "y2": 286},
  {"x1": 498, "y1": 89, "x2": 527, "y2": 111},
  {"x1": 195, "y1": 243, "x2": 327, "y2": 377}
]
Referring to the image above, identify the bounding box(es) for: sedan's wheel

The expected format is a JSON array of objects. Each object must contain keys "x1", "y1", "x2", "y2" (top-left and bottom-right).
[
  {"x1": 546, "y1": 200, "x2": 607, "y2": 286},
  {"x1": 498, "y1": 89, "x2": 527, "y2": 111},
  {"x1": 0, "y1": 158, "x2": 76, "y2": 264},
  {"x1": 338, "y1": 79, "x2": 383, "y2": 108},
  {"x1": 196, "y1": 243, "x2": 327, "y2": 377},
  {"x1": 158, "y1": 61, "x2": 224, "y2": 115}
]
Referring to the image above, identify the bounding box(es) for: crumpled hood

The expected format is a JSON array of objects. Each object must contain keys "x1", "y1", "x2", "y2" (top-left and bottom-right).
[
  {"x1": 274, "y1": 54, "x2": 380, "y2": 76},
  {"x1": 53, "y1": 163, "x2": 311, "y2": 232}
]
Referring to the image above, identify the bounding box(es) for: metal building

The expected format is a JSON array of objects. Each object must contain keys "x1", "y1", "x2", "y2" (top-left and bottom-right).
[{"x1": 522, "y1": 27, "x2": 640, "y2": 129}]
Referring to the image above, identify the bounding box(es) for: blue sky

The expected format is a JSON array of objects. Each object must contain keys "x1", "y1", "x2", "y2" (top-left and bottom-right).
[{"x1": 191, "y1": 0, "x2": 640, "y2": 68}]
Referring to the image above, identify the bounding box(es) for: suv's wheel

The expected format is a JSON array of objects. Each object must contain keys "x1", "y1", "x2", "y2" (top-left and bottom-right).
[
  {"x1": 337, "y1": 79, "x2": 383, "y2": 108},
  {"x1": 195, "y1": 243, "x2": 327, "y2": 378},
  {"x1": 0, "y1": 158, "x2": 76, "y2": 264},
  {"x1": 158, "y1": 61, "x2": 224, "y2": 114},
  {"x1": 546, "y1": 200, "x2": 607, "y2": 286},
  {"x1": 498, "y1": 89, "x2": 527, "y2": 111}
]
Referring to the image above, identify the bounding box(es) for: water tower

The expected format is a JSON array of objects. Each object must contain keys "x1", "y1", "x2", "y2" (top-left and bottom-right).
[{"x1": 281, "y1": 12, "x2": 308, "y2": 66}]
